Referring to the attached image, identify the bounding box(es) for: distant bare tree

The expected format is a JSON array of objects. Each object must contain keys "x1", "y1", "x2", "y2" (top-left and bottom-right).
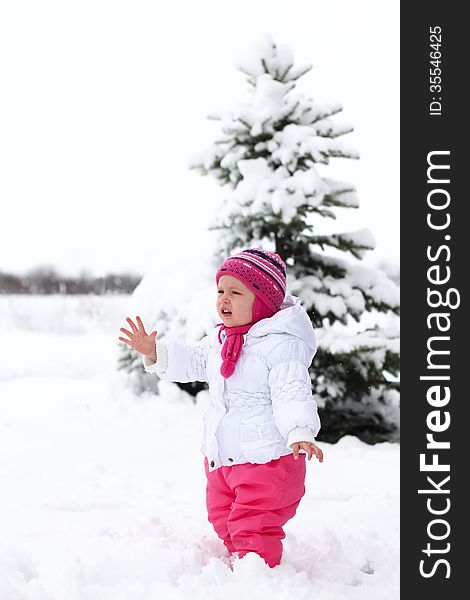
[{"x1": 0, "y1": 267, "x2": 142, "y2": 295}]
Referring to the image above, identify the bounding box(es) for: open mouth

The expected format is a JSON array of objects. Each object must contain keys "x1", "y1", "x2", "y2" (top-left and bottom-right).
[{"x1": 221, "y1": 309, "x2": 232, "y2": 315}]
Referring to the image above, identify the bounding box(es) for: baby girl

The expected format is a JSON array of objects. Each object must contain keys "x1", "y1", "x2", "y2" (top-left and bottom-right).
[{"x1": 119, "y1": 247, "x2": 323, "y2": 567}]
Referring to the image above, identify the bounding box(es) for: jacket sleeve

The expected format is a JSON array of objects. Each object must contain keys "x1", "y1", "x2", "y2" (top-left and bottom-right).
[
  {"x1": 267, "y1": 338, "x2": 321, "y2": 442},
  {"x1": 142, "y1": 335, "x2": 210, "y2": 383}
]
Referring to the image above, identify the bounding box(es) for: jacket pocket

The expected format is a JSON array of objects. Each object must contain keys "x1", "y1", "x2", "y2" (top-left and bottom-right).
[{"x1": 239, "y1": 415, "x2": 285, "y2": 463}]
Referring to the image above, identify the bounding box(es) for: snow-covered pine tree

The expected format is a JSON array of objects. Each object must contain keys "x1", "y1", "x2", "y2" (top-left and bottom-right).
[{"x1": 191, "y1": 36, "x2": 400, "y2": 442}]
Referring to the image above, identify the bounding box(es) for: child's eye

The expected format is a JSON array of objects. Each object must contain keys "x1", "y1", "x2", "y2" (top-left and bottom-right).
[{"x1": 217, "y1": 290, "x2": 223, "y2": 294}]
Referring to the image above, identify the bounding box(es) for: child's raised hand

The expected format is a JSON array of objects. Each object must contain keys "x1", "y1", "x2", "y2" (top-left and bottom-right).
[
  {"x1": 119, "y1": 316, "x2": 157, "y2": 357},
  {"x1": 292, "y1": 441, "x2": 323, "y2": 463}
]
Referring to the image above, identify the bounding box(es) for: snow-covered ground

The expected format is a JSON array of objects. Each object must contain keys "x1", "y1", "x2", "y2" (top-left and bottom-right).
[{"x1": 0, "y1": 295, "x2": 399, "y2": 599}]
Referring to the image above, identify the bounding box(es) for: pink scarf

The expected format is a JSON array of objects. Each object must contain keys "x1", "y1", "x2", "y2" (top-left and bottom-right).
[
  {"x1": 217, "y1": 296, "x2": 276, "y2": 378},
  {"x1": 217, "y1": 322, "x2": 253, "y2": 378}
]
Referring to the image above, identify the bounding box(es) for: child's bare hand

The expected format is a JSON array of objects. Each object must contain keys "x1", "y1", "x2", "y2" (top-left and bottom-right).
[
  {"x1": 292, "y1": 441, "x2": 323, "y2": 463},
  {"x1": 118, "y1": 316, "x2": 157, "y2": 357}
]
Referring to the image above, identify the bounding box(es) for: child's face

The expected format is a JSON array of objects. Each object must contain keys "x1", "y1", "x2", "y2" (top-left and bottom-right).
[{"x1": 216, "y1": 275, "x2": 256, "y2": 327}]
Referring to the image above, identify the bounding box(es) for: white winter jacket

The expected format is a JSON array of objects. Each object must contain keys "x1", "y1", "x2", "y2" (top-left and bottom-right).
[{"x1": 143, "y1": 295, "x2": 321, "y2": 472}]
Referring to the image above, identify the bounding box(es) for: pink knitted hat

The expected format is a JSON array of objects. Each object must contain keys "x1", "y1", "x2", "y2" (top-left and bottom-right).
[{"x1": 215, "y1": 248, "x2": 287, "y2": 321}]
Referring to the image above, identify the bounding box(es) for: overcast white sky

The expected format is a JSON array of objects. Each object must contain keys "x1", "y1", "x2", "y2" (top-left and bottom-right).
[{"x1": 0, "y1": 0, "x2": 399, "y2": 278}]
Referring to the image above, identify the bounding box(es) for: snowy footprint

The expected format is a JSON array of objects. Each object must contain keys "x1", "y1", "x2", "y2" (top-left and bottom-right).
[
  {"x1": 181, "y1": 535, "x2": 231, "y2": 576},
  {"x1": 182, "y1": 545, "x2": 204, "y2": 574},
  {"x1": 279, "y1": 530, "x2": 371, "y2": 586}
]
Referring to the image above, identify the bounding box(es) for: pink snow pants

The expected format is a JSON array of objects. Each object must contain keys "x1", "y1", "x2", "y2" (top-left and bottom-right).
[{"x1": 204, "y1": 453, "x2": 306, "y2": 568}]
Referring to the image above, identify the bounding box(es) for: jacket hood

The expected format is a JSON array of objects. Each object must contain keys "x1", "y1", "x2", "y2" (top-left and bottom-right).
[{"x1": 248, "y1": 295, "x2": 317, "y2": 353}]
